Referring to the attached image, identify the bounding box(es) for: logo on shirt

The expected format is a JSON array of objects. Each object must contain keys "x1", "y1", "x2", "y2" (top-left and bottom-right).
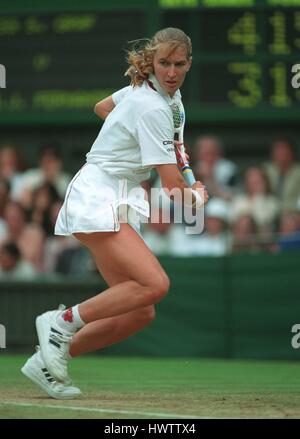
[{"x1": 163, "y1": 140, "x2": 173, "y2": 145}]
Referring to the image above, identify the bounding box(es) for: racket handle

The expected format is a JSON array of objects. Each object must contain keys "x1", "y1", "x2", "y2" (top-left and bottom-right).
[
  {"x1": 182, "y1": 168, "x2": 196, "y2": 186},
  {"x1": 176, "y1": 144, "x2": 196, "y2": 187}
]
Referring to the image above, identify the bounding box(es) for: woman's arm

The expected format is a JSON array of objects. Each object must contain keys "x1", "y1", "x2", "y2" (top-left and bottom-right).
[
  {"x1": 156, "y1": 163, "x2": 208, "y2": 206},
  {"x1": 156, "y1": 163, "x2": 187, "y2": 192},
  {"x1": 94, "y1": 96, "x2": 116, "y2": 120}
]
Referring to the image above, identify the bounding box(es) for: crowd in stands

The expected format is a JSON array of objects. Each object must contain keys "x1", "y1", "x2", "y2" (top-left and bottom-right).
[
  {"x1": 0, "y1": 136, "x2": 299, "y2": 279},
  {"x1": 142, "y1": 136, "x2": 300, "y2": 257}
]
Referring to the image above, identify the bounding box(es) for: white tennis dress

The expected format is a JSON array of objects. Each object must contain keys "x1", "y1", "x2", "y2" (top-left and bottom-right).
[{"x1": 55, "y1": 74, "x2": 183, "y2": 235}]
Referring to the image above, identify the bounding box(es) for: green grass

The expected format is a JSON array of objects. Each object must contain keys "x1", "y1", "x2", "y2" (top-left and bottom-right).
[{"x1": 0, "y1": 354, "x2": 300, "y2": 418}]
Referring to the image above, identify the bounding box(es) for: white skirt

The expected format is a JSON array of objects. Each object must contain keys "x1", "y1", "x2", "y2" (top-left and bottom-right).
[{"x1": 55, "y1": 163, "x2": 149, "y2": 236}]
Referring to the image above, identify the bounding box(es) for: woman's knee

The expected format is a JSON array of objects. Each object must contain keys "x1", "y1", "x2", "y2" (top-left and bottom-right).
[
  {"x1": 147, "y1": 272, "x2": 170, "y2": 303},
  {"x1": 138, "y1": 305, "x2": 156, "y2": 326}
]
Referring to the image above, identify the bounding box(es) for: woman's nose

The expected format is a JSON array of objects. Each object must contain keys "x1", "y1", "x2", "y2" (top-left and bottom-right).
[{"x1": 167, "y1": 65, "x2": 176, "y2": 78}]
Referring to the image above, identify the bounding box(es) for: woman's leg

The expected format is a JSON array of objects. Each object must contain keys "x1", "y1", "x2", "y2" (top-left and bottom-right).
[
  {"x1": 73, "y1": 224, "x2": 170, "y2": 323},
  {"x1": 69, "y1": 224, "x2": 167, "y2": 356},
  {"x1": 69, "y1": 306, "x2": 155, "y2": 357},
  {"x1": 36, "y1": 224, "x2": 169, "y2": 380}
]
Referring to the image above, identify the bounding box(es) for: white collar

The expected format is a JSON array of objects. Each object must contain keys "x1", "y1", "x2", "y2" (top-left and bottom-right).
[{"x1": 147, "y1": 74, "x2": 181, "y2": 104}]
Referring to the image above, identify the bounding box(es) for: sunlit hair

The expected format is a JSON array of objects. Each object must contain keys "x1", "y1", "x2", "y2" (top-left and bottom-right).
[{"x1": 125, "y1": 27, "x2": 192, "y2": 86}]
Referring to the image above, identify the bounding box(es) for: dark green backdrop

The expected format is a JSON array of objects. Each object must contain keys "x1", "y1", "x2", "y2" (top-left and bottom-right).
[
  {"x1": 1, "y1": 253, "x2": 299, "y2": 360},
  {"x1": 1, "y1": 0, "x2": 300, "y2": 172}
]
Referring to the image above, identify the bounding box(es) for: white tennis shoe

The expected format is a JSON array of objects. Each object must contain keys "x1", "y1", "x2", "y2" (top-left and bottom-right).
[
  {"x1": 36, "y1": 305, "x2": 74, "y2": 382},
  {"x1": 21, "y1": 347, "x2": 81, "y2": 399}
]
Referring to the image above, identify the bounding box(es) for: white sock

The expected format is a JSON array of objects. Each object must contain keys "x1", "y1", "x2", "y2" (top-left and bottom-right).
[{"x1": 56, "y1": 305, "x2": 85, "y2": 333}]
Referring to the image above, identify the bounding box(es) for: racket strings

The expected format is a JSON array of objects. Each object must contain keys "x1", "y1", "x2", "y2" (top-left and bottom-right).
[{"x1": 170, "y1": 103, "x2": 182, "y2": 130}]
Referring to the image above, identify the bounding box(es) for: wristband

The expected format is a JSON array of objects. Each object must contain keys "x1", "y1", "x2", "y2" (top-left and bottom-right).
[
  {"x1": 183, "y1": 189, "x2": 204, "y2": 209},
  {"x1": 191, "y1": 189, "x2": 204, "y2": 209}
]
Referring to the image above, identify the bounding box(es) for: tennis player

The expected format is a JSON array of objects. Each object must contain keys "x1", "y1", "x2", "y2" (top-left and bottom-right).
[{"x1": 21, "y1": 27, "x2": 208, "y2": 398}]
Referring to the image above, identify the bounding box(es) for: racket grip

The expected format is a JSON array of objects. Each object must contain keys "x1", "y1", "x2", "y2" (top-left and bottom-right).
[
  {"x1": 175, "y1": 146, "x2": 196, "y2": 187},
  {"x1": 182, "y1": 168, "x2": 196, "y2": 187}
]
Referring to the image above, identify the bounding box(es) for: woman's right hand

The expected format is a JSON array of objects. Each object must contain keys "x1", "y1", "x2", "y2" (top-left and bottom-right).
[{"x1": 192, "y1": 180, "x2": 209, "y2": 205}]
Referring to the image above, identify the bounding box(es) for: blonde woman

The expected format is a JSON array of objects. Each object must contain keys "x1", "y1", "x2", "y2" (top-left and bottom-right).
[{"x1": 22, "y1": 28, "x2": 208, "y2": 398}]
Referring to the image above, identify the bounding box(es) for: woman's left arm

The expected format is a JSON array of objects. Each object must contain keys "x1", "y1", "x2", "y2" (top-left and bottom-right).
[{"x1": 94, "y1": 96, "x2": 116, "y2": 120}]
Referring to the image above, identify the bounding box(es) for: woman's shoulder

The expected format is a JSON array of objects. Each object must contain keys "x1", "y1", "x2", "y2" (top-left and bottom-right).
[{"x1": 129, "y1": 83, "x2": 170, "y2": 113}]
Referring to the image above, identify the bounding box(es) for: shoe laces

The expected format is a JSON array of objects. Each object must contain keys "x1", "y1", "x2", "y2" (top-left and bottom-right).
[
  {"x1": 49, "y1": 330, "x2": 73, "y2": 364},
  {"x1": 54, "y1": 332, "x2": 72, "y2": 344},
  {"x1": 35, "y1": 344, "x2": 73, "y2": 387},
  {"x1": 58, "y1": 335, "x2": 72, "y2": 357}
]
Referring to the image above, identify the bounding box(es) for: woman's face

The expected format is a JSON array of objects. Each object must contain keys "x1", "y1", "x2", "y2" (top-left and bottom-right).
[
  {"x1": 153, "y1": 45, "x2": 191, "y2": 97},
  {"x1": 245, "y1": 169, "x2": 267, "y2": 195}
]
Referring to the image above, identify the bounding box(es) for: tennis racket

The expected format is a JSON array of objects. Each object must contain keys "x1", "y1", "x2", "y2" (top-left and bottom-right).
[{"x1": 170, "y1": 102, "x2": 196, "y2": 187}]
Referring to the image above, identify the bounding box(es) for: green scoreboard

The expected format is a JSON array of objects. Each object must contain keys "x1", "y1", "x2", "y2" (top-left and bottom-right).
[{"x1": 0, "y1": 0, "x2": 300, "y2": 125}]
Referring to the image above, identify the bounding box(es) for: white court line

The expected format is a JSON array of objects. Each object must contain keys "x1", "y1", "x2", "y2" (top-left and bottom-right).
[{"x1": 0, "y1": 402, "x2": 216, "y2": 419}]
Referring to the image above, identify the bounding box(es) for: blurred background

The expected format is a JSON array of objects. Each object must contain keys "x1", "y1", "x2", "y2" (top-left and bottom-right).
[{"x1": 0, "y1": 0, "x2": 300, "y2": 360}]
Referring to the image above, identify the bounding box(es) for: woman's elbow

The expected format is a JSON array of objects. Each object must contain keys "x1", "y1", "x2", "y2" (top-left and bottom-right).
[
  {"x1": 94, "y1": 102, "x2": 101, "y2": 115},
  {"x1": 94, "y1": 104, "x2": 106, "y2": 120}
]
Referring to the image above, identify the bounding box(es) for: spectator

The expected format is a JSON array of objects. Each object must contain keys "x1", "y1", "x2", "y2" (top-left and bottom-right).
[
  {"x1": 43, "y1": 200, "x2": 79, "y2": 273},
  {"x1": 277, "y1": 212, "x2": 300, "y2": 252},
  {"x1": 28, "y1": 183, "x2": 61, "y2": 236},
  {"x1": 0, "y1": 178, "x2": 10, "y2": 240},
  {"x1": 142, "y1": 205, "x2": 204, "y2": 257},
  {"x1": 54, "y1": 246, "x2": 96, "y2": 277},
  {"x1": 0, "y1": 178, "x2": 10, "y2": 216},
  {"x1": 18, "y1": 223, "x2": 46, "y2": 272},
  {"x1": 0, "y1": 144, "x2": 26, "y2": 200},
  {"x1": 0, "y1": 201, "x2": 27, "y2": 246},
  {"x1": 0, "y1": 241, "x2": 37, "y2": 279},
  {"x1": 231, "y1": 214, "x2": 261, "y2": 253},
  {"x1": 20, "y1": 145, "x2": 71, "y2": 200},
  {"x1": 185, "y1": 198, "x2": 231, "y2": 256},
  {"x1": 142, "y1": 208, "x2": 175, "y2": 255},
  {"x1": 263, "y1": 138, "x2": 300, "y2": 212},
  {"x1": 193, "y1": 135, "x2": 238, "y2": 201},
  {"x1": 44, "y1": 235, "x2": 80, "y2": 274},
  {"x1": 230, "y1": 167, "x2": 280, "y2": 235}
]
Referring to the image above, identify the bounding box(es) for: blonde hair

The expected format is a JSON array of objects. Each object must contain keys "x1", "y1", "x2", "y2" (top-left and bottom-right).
[{"x1": 125, "y1": 27, "x2": 192, "y2": 86}]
